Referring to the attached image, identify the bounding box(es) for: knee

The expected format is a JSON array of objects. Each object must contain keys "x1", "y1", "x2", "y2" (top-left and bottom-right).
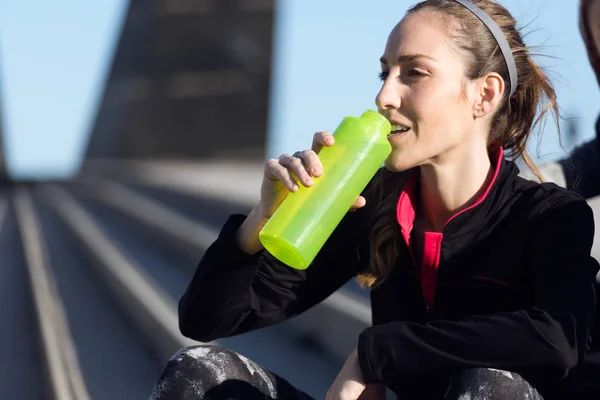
[
  {"x1": 163, "y1": 344, "x2": 238, "y2": 380},
  {"x1": 445, "y1": 368, "x2": 543, "y2": 400},
  {"x1": 150, "y1": 345, "x2": 236, "y2": 399}
]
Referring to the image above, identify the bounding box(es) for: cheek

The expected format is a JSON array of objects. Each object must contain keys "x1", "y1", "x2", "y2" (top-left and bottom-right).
[{"x1": 409, "y1": 83, "x2": 464, "y2": 128}]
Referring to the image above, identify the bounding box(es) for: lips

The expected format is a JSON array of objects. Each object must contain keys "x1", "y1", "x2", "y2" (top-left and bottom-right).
[
  {"x1": 391, "y1": 123, "x2": 409, "y2": 131},
  {"x1": 389, "y1": 122, "x2": 412, "y2": 135}
]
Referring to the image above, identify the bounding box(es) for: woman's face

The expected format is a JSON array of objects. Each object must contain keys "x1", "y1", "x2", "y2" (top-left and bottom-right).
[{"x1": 376, "y1": 11, "x2": 483, "y2": 172}]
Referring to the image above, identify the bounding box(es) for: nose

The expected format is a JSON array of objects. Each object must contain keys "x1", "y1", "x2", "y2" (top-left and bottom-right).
[{"x1": 376, "y1": 80, "x2": 401, "y2": 111}]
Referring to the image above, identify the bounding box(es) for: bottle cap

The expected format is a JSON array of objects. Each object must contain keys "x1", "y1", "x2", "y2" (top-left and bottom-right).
[{"x1": 360, "y1": 110, "x2": 392, "y2": 136}]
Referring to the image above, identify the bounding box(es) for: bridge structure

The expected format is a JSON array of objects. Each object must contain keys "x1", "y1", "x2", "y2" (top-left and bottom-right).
[{"x1": 0, "y1": 1, "x2": 374, "y2": 399}]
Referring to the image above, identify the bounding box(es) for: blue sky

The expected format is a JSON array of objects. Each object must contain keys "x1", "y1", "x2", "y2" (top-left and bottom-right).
[
  {"x1": 0, "y1": 0, "x2": 127, "y2": 178},
  {"x1": 1, "y1": 0, "x2": 599, "y2": 179}
]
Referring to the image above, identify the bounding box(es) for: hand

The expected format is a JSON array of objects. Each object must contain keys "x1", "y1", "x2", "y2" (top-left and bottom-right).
[
  {"x1": 358, "y1": 384, "x2": 386, "y2": 400},
  {"x1": 258, "y1": 131, "x2": 366, "y2": 218},
  {"x1": 326, "y1": 349, "x2": 372, "y2": 400}
]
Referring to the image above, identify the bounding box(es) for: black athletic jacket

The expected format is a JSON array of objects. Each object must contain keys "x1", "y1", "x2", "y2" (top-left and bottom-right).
[{"x1": 179, "y1": 148, "x2": 599, "y2": 398}]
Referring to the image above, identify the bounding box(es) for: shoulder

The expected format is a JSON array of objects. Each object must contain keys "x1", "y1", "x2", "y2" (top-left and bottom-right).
[
  {"x1": 513, "y1": 175, "x2": 588, "y2": 212},
  {"x1": 513, "y1": 178, "x2": 599, "y2": 279},
  {"x1": 513, "y1": 176, "x2": 594, "y2": 238}
]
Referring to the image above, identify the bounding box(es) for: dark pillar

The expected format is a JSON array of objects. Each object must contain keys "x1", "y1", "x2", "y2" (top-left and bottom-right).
[{"x1": 83, "y1": 0, "x2": 276, "y2": 162}]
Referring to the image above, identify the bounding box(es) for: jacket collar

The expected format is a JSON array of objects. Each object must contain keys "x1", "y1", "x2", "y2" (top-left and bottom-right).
[{"x1": 396, "y1": 146, "x2": 520, "y2": 245}]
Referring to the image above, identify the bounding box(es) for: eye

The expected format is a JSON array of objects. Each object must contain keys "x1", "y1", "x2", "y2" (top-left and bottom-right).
[
  {"x1": 407, "y1": 69, "x2": 426, "y2": 77},
  {"x1": 378, "y1": 71, "x2": 389, "y2": 81}
]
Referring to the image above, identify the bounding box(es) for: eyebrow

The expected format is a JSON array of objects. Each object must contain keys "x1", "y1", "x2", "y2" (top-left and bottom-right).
[{"x1": 379, "y1": 54, "x2": 436, "y2": 64}]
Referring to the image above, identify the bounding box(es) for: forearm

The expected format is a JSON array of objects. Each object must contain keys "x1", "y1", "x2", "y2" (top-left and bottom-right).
[
  {"x1": 357, "y1": 307, "x2": 591, "y2": 385},
  {"x1": 236, "y1": 204, "x2": 269, "y2": 254},
  {"x1": 179, "y1": 209, "x2": 367, "y2": 341},
  {"x1": 178, "y1": 214, "x2": 265, "y2": 340}
]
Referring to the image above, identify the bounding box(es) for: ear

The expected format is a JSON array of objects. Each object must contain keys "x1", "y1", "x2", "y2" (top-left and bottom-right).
[{"x1": 472, "y1": 72, "x2": 504, "y2": 119}]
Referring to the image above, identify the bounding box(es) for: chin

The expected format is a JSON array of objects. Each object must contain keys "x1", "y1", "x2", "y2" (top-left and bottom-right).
[{"x1": 384, "y1": 151, "x2": 419, "y2": 172}]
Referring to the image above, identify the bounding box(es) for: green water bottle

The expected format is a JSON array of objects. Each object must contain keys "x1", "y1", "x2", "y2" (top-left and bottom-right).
[{"x1": 258, "y1": 110, "x2": 392, "y2": 270}]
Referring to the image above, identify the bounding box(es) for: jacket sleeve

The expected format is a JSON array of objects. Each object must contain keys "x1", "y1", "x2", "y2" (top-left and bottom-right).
[
  {"x1": 178, "y1": 206, "x2": 369, "y2": 342},
  {"x1": 358, "y1": 197, "x2": 599, "y2": 384}
]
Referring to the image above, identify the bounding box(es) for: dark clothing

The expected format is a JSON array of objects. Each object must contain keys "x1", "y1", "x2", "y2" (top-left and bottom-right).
[
  {"x1": 556, "y1": 137, "x2": 600, "y2": 199},
  {"x1": 523, "y1": 139, "x2": 600, "y2": 399},
  {"x1": 550, "y1": 0, "x2": 600, "y2": 198},
  {"x1": 540, "y1": 138, "x2": 600, "y2": 399},
  {"x1": 444, "y1": 367, "x2": 543, "y2": 400},
  {"x1": 150, "y1": 346, "x2": 312, "y2": 400},
  {"x1": 150, "y1": 346, "x2": 543, "y2": 400},
  {"x1": 518, "y1": 1, "x2": 600, "y2": 397},
  {"x1": 150, "y1": 345, "x2": 544, "y2": 399},
  {"x1": 178, "y1": 152, "x2": 598, "y2": 399},
  {"x1": 545, "y1": 111, "x2": 600, "y2": 198}
]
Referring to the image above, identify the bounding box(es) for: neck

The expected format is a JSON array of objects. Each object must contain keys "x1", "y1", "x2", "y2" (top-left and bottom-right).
[{"x1": 419, "y1": 141, "x2": 494, "y2": 232}]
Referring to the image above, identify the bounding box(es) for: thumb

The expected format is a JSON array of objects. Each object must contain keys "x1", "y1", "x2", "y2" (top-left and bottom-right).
[{"x1": 349, "y1": 196, "x2": 366, "y2": 212}]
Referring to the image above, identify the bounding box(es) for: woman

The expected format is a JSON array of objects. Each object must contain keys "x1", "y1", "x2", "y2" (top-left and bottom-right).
[{"x1": 151, "y1": 1, "x2": 599, "y2": 399}]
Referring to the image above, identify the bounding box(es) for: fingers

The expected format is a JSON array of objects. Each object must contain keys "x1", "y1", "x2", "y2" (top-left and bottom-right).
[
  {"x1": 312, "y1": 131, "x2": 334, "y2": 154},
  {"x1": 265, "y1": 155, "x2": 367, "y2": 213},
  {"x1": 264, "y1": 131, "x2": 335, "y2": 195},
  {"x1": 293, "y1": 149, "x2": 323, "y2": 177},
  {"x1": 279, "y1": 153, "x2": 314, "y2": 187},
  {"x1": 357, "y1": 383, "x2": 386, "y2": 400},
  {"x1": 264, "y1": 152, "x2": 315, "y2": 192},
  {"x1": 265, "y1": 157, "x2": 299, "y2": 192},
  {"x1": 349, "y1": 196, "x2": 366, "y2": 212}
]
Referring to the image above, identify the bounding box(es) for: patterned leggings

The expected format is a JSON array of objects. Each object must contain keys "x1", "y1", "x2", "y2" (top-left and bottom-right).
[{"x1": 149, "y1": 345, "x2": 544, "y2": 400}]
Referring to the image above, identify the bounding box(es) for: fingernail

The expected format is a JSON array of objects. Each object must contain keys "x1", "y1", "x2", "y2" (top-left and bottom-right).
[
  {"x1": 291, "y1": 184, "x2": 299, "y2": 192},
  {"x1": 306, "y1": 178, "x2": 314, "y2": 185},
  {"x1": 312, "y1": 167, "x2": 321, "y2": 175}
]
